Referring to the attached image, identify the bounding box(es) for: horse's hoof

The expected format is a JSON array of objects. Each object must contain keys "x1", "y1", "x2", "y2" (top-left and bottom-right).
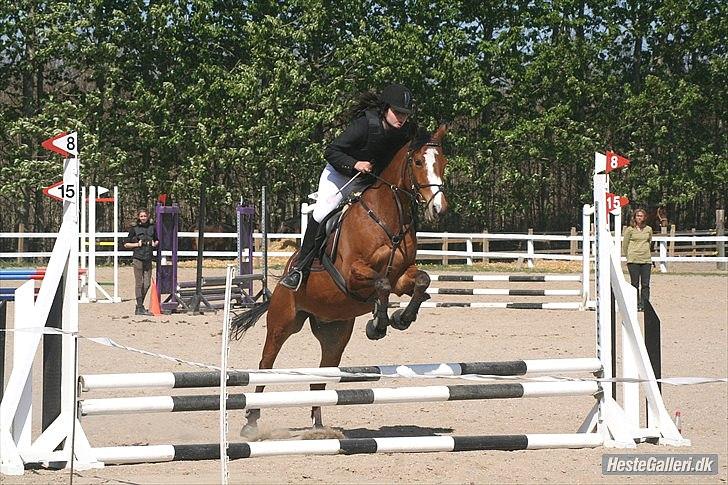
[
  {"x1": 366, "y1": 319, "x2": 387, "y2": 340},
  {"x1": 390, "y1": 309, "x2": 412, "y2": 331},
  {"x1": 240, "y1": 423, "x2": 259, "y2": 439}
]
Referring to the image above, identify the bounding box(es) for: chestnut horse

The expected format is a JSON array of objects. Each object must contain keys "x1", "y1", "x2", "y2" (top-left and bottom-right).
[{"x1": 232, "y1": 125, "x2": 449, "y2": 435}]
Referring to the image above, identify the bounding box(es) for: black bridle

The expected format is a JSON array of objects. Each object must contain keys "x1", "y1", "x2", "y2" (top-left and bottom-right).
[
  {"x1": 365, "y1": 141, "x2": 446, "y2": 207},
  {"x1": 403, "y1": 141, "x2": 446, "y2": 208}
]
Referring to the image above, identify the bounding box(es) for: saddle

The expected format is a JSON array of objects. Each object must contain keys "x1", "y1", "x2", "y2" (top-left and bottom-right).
[{"x1": 288, "y1": 192, "x2": 371, "y2": 300}]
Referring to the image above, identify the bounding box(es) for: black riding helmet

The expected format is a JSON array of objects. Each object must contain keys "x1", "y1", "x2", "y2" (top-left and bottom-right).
[{"x1": 379, "y1": 84, "x2": 414, "y2": 114}]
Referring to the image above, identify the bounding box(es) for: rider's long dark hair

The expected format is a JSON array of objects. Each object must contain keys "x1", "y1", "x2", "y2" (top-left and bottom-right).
[{"x1": 349, "y1": 91, "x2": 385, "y2": 119}]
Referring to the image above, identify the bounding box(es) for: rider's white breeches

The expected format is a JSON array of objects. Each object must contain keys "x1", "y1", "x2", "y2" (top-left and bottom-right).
[{"x1": 312, "y1": 164, "x2": 363, "y2": 223}]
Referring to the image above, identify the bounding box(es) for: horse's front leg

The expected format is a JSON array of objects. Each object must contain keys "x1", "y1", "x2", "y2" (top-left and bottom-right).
[
  {"x1": 349, "y1": 260, "x2": 392, "y2": 340},
  {"x1": 365, "y1": 277, "x2": 391, "y2": 340},
  {"x1": 390, "y1": 265, "x2": 430, "y2": 331}
]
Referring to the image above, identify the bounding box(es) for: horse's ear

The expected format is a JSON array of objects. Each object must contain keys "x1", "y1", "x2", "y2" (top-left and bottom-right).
[{"x1": 431, "y1": 124, "x2": 448, "y2": 143}]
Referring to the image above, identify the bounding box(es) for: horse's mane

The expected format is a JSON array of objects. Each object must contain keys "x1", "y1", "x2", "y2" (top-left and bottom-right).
[{"x1": 409, "y1": 127, "x2": 431, "y2": 152}]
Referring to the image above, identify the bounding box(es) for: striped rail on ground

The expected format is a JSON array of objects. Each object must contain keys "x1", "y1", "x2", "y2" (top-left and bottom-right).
[{"x1": 92, "y1": 434, "x2": 604, "y2": 464}]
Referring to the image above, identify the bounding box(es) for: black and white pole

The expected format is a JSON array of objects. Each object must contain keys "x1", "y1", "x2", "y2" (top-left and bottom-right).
[
  {"x1": 91, "y1": 433, "x2": 604, "y2": 465},
  {"x1": 78, "y1": 381, "x2": 600, "y2": 416}
]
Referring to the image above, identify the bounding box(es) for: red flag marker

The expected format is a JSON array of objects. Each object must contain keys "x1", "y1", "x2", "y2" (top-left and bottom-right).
[
  {"x1": 606, "y1": 192, "x2": 630, "y2": 213},
  {"x1": 604, "y1": 151, "x2": 630, "y2": 173},
  {"x1": 41, "y1": 132, "x2": 78, "y2": 157},
  {"x1": 42, "y1": 180, "x2": 65, "y2": 202}
]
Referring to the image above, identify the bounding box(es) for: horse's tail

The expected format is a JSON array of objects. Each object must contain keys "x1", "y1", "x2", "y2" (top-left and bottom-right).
[{"x1": 230, "y1": 300, "x2": 270, "y2": 340}]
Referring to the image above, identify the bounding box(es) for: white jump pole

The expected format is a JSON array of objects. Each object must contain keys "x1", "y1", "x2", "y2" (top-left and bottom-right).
[
  {"x1": 80, "y1": 186, "x2": 87, "y2": 270},
  {"x1": 1, "y1": 150, "x2": 101, "y2": 474},
  {"x1": 87, "y1": 185, "x2": 97, "y2": 302},
  {"x1": 581, "y1": 204, "x2": 593, "y2": 308},
  {"x1": 614, "y1": 207, "x2": 622, "y2": 254},
  {"x1": 593, "y1": 152, "x2": 613, "y2": 444},
  {"x1": 219, "y1": 265, "x2": 235, "y2": 485},
  {"x1": 113, "y1": 186, "x2": 119, "y2": 303},
  {"x1": 11, "y1": 282, "x2": 35, "y2": 448}
]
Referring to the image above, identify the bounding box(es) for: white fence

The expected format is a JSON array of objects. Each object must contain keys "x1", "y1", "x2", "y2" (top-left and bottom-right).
[{"x1": 2, "y1": 230, "x2": 727, "y2": 273}]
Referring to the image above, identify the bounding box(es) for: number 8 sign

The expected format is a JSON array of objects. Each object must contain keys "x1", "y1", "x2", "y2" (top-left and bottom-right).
[
  {"x1": 604, "y1": 151, "x2": 629, "y2": 173},
  {"x1": 41, "y1": 132, "x2": 78, "y2": 157}
]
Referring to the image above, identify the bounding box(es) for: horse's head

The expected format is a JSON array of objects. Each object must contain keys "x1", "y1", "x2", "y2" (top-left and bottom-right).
[{"x1": 406, "y1": 124, "x2": 449, "y2": 222}]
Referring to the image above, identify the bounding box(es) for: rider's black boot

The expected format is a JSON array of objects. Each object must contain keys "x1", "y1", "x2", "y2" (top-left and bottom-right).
[{"x1": 280, "y1": 220, "x2": 320, "y2": 291}]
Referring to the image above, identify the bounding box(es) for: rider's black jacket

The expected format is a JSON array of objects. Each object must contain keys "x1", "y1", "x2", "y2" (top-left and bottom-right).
[{"x1": 324, "y1": 109, "x2": 416, "y2": 177}]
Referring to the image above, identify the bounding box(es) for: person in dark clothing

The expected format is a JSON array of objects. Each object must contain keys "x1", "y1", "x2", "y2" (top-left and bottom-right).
[
  {"x1": 280, "y1": 84, "x2": 417, "y2": 291},
  {"x1": 124, "y1": 209, "x2": 159, "y2": 315}
]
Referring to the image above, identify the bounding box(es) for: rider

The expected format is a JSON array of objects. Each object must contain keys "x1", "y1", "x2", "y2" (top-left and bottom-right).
[{"x1": 280, "y1": 83, "x2": 417, "y2": 291}]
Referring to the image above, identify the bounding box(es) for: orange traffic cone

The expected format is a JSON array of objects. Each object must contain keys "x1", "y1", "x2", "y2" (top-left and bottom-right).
[{"x1": 149, "y1": 278, "x2": 162, "y2": 316}]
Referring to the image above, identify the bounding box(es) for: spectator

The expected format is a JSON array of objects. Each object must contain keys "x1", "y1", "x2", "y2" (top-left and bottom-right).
[
  {"x1": 622, "y1": 208, "x2": 653, "y2": 311},
  {"x1": 124, "y1": 209, "x2": 159, "y2": 315}
]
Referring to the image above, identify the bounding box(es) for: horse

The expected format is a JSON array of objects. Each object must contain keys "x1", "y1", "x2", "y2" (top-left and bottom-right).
[{"x1": 231, "y1": 124, "x2": 449, "y2": 436}]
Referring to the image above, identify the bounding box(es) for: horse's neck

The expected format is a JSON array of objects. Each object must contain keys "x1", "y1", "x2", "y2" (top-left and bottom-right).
[
  {"x1": 361, "y1": 146, "x2": 413, "y2": 224},
  {"x1": 378, "y1": 145, "x2": 409, "y2": 189}
]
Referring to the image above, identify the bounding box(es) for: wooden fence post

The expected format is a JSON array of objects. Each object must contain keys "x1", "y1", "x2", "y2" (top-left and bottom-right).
[
  {"x1": 482, "y1": 230, "x2": 489, "y2": 264},
  {"x1": 442, "y1": 232, "x2": 449, "y2": 265},
  {"x1": 570, "y1": 227, "x2": 577, "y2": 256},
  {"x1": 717, "y1": 210, "x2": 725, "y2": 270},
  {"x1": 17, "y1": 222, "x2": 25, "y2": 264}
]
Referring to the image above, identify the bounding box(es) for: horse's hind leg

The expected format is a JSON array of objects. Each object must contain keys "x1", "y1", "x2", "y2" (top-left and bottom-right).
[
  {"x1": 391, "y1": 266, "x2": 430, "y2": 331},
  {"x1": 309, "y1": 318, "x2": 355, "y2": 428},
  {"x1": 242, "y1": 290, "x2": 307, "y2": 437}
]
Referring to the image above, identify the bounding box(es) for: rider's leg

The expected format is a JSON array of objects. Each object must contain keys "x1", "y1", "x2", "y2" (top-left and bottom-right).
[
  {"x1": 280, "y1": 165, "x2": 349, "y2": 291},
  {"x1": 280, "y1": 218, "x2": 320, "y2": 290}
]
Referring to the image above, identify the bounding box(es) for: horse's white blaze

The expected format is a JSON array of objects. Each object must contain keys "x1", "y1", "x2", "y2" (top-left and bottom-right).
[{"x1": 424, "y1": 147, "x2": 444, "y2": 213}]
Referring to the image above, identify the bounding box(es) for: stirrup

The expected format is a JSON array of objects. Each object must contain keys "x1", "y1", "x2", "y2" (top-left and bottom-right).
[{"x1": 280, "y1": 269, "x2": 304, "y2": 291}]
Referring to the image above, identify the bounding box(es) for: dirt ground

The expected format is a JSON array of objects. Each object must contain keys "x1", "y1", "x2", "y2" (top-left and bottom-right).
[{"x1": 2, "y1": 263, "x2": 726, "y2": 484}]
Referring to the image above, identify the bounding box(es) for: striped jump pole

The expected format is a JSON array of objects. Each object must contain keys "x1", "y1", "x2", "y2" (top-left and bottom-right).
[
  {"x1": 0, "y1": 288, "x2": 40, "y2": 302},
  {"x1": 0, "y1": 274, "x2": 45, "y2": 281},
  {"x1": 79, "y1": 381, "x2": 599, "y2": 416},
  {"x1": 92, "y1": 433, "x2": 604, "y2": 464},
  {"x1": 79, "y1": 357, "x2": 602, "y2": 391},
  {"x1": 391, "y1": 302, "x2": 582, "y2": 310},
  {"x1": 404, "y1": 274, "x2": 586, "y2": 310},
  {"x1": 429, "y1": 274, "x2": 581, "y2": 282},
  {"x1": 426, "y1": 288, "x2": 581, "y2": 296},
  {"x1": 0, "y1": 269, "x2": 86, "y2": 281}
]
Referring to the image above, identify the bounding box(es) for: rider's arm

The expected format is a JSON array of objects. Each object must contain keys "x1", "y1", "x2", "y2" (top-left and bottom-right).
[{"x1": 324, "y1": 116, "x2": 369, "y2": 176}]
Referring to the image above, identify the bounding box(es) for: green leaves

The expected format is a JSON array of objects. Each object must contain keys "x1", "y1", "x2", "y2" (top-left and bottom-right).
[{"x1": 0, "y1": 0, "x2": 724, "y2": 233}]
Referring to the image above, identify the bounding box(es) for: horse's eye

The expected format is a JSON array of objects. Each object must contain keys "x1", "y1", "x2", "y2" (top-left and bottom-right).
[{"x1": 414, "y1": 158, "x2": 424, "y2": 167}]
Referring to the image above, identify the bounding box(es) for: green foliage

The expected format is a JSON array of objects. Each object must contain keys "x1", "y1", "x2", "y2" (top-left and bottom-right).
[{"x1": 0, "y1": 0, "x2": 724, "y2": 233}]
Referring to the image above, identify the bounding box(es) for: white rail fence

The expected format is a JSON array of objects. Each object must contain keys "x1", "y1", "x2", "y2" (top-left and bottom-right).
[{"x1": 1, "y1": 231, "x2": 727, "y2": 273}]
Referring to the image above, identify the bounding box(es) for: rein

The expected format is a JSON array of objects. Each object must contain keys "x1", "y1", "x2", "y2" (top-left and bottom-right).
[{"x1": 354, "y1": 141, "x2": 445, "y2": 280}]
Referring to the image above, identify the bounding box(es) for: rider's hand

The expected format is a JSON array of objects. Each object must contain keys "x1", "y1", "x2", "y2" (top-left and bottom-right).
[{"x1": 354, "y1": 161, "x2": 373, "y2": 173}]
